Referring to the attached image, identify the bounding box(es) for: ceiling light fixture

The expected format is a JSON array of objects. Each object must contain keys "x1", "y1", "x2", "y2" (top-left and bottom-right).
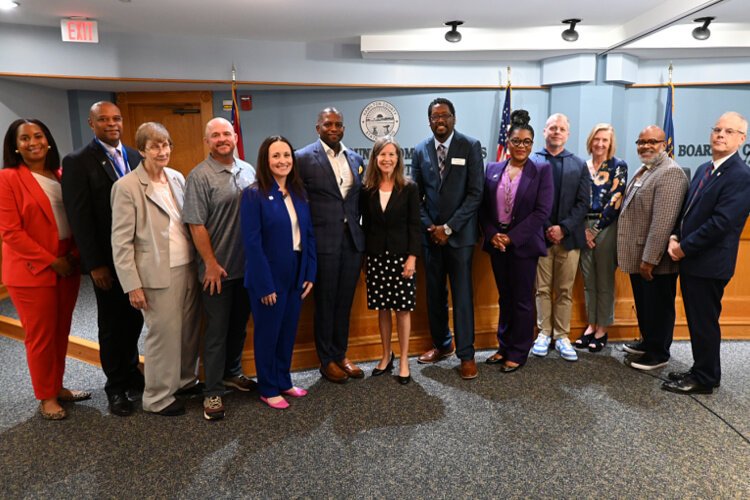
[
  {"x1": 692, "y1": 17, "x2": 714, "y2": 41},
  {"x1": 561, "y1": 18, "x2": 581, "y2": 42},
  {"x1": 444, "y1": 21, "x2": 463, "y2": 43},
  {"x1": 0, "y1": 0, "x2": 20, "y2": 11}
]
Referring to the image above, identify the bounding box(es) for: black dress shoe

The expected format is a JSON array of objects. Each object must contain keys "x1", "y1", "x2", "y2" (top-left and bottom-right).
[
  {"x1": 153, "y1": 400, "x2": 186, "y2": 417},
  {"x1": 175, "y1": 382, "x2": 205, "y2": 399},
  {"x1": 372, "y1": 353, "x2": 395, "y2": 376},
  {"x1": 667, "y1": 371, "x2": 720, "y2": 388},
  {"x1": 661, "y1": 376, "x2": 714, "y2": 395},
  {"x1": 126, "y1": 387, "x2": 143, "y2": 402},
  {"x1": 109, "y1": 393, "x2": 134, "y2": 417},
  {"x1": 396, "y1": 374, "x2": 411, "y2": 385}
]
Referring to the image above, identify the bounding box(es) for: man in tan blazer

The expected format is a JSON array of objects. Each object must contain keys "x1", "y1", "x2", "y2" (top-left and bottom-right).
[{"x1": 617, "y1": 125, "x2": 688, "y2": 371}]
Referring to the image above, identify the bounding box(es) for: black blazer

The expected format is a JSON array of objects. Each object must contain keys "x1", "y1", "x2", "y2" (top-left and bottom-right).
[
  {"x1": 361, "y1": 182, "x2": 421, "y2": 257},
  {"x1": 61, "y1": 139, "x2": 142, "y2": 273}
]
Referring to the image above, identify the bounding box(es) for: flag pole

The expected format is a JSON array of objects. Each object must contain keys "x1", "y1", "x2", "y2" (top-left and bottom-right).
[{"x1": 230, "y1": 63, "x2": 246, "y2": 160}]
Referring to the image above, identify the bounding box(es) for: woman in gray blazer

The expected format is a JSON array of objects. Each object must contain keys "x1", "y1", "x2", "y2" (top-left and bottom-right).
[{"x1": 111, "y1": 122, "x2": 200, "y2": 417}]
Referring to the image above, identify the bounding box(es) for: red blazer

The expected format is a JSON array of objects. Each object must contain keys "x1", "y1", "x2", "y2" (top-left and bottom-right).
[{"x1": 0, "y1": 165, "x2": 69, "y2": 287}]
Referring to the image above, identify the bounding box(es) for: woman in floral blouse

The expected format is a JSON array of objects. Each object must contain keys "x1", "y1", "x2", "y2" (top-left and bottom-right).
[{"x1": 575, "y1": 123, "x2": 627, "y2": 353}]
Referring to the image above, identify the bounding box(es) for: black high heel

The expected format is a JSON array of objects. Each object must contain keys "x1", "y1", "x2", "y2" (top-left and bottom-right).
[
  {"x1": 573, "y1": 332, "x2": 595, "y2": 349},
  {"x1": 588, "y1": 333, "x2": 608, "y2": 353},
  {"x1": 372, "y1": 352, "x2": 394, "y2": 376}
]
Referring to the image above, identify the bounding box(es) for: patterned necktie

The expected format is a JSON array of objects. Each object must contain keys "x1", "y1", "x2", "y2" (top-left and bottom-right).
[
  {"x1": 437, "y1": 144, "x2": 446, "y2": 181},
  {"x1": 686, "y1": 162, "x2": 713, "y2": 209},
  {"x1": 114, "y1": 149, "x2": 127, "y2": 177}
]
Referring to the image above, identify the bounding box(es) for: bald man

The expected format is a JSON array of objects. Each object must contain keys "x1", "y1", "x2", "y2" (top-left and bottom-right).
[
  {"x1": 617, "y1": 125, "x2": 688, "y2": 373},
  {"x1": 183, "y1": 117, "x2": 256, "y2": 420},
  {"x1": 664, "y1": 112, "x2": 750, "y2": 394},
  {"x1": 62, "y1": 101, "x2": 145, "y2": 416}
]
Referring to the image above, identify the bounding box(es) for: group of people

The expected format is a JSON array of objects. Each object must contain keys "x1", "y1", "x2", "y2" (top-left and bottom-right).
[{"x1": 1, "y1": 99, "x2": 747, "y2": 423}]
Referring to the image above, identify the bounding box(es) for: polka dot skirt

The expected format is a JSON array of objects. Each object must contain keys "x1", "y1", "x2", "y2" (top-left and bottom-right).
[{"x1": 365, "y1": 253, "x2": 416, "y2": 312}]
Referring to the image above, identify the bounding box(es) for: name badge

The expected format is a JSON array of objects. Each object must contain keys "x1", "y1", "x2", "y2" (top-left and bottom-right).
[
  {"x1": 451, "y1": 158, "x2": 466, "y2": 166},
  {"x1": 634, "y1": 182, "x2": 643, "y2": 188}
]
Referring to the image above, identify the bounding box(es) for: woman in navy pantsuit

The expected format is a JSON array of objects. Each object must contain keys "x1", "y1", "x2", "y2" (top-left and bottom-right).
[
  {"x1": 241, "y1": 136, "x2": 316, "y2": 410},
  {"x1": 480, "y1": 110, "x2": 553, "y2": 372}
]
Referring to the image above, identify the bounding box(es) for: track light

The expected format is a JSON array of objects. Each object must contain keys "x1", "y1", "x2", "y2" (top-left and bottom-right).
[
  {"x1": 561, "y1": 18, "x2": 580, "y2": 42},
  {"x1": 444, "y1": 21, "x2": 463, "y2": 43},
  {"x1": 692, "y1": 17, "x2": 714, "y2": 41},
  {"x1": 0, "y1": 0, "x2": 20, "y2": 11}
]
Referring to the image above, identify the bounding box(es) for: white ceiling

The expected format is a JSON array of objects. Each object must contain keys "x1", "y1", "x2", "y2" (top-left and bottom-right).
[{"x1": 1, "y1": 0, "x2": 747, "y2": 60}]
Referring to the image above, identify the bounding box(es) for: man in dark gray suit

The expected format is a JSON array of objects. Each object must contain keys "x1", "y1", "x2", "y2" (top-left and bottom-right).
[
  {"x1": 411, "y1": 98, "x2": 484, "y2": 379},
  {"x1": 296, "y1": 108, "x2": 366, "y2": 383}
]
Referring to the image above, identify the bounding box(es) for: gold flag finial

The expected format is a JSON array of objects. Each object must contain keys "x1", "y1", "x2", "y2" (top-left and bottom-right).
[
  {"x1": 231, "y1": 63, "x2": 237, "y2": 83},
  {"x1": 668, "y1": 62, "x2": 673, "y2": 84}
]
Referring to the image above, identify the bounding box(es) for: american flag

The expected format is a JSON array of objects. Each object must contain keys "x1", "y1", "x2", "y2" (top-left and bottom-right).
[
  {"x1": 496, "y1": 85, "x2": 511, "y2": 161},
  {"x1": 231, "y1": 80, "x2": 245, "y2": 160}
]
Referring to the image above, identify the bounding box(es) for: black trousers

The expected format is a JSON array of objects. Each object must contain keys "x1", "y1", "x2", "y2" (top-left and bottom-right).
[
  {"x1": 680, "y1": 274, "x2": 728, "y2": 387},
  {"x1": 93, "y1": 275, "x2": 145, "y2": 398},
  {"x1": 629, "y1": 272, "x2": 678, "y2": 363},
  {"x1": 313, "y1": 231, "x2": 363, "y2": 366}
]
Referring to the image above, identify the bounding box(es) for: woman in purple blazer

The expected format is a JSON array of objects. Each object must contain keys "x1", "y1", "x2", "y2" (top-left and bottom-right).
[{"x1": 480, "y1": 110, "x2": 553, "y2": 372}]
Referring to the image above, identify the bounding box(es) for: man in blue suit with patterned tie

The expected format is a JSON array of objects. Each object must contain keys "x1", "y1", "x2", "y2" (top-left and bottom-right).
[
  {"x1": 665, "y1": 112, "x2": 750, "y2": 394},
  {"x1": 411, "y1": 98, "x2": 484, "y2": 379},
  {"x1": 296, "y1": 107, "x2": 367, "y2": 383}
]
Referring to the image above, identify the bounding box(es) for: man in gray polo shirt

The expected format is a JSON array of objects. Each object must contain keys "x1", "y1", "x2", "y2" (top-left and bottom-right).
[{"x1": 183, "y1": 117, "x2": 256, "y2": 421}]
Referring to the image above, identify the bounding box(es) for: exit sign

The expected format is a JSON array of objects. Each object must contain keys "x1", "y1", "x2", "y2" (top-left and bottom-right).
[{"x1": 60, "y1": 19, "x2": 99, "y2": 43}]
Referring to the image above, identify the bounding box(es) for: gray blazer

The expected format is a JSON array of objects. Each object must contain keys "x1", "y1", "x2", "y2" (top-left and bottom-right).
[
  {"x1": 617, "y1": 153, "x2": 688, "y2": 275},
  {"x1": 111, "y1": 163, "x2": 193, "y2": 293}
]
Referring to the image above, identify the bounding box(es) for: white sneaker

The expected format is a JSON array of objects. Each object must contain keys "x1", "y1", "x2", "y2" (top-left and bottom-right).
[
  {"x1": 531, "y1": 333, "x2": 551, "y2": 357},
  {"x1": 555, "y1": 337, "x2": 578, "y2": 362}
]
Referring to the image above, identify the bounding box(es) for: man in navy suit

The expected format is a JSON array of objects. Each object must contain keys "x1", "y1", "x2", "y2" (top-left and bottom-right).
[
  {"x1": 296, "y1": 107, "x2": 366, "y2": 383},
  {"x1": 664, "y1": 112, "x2": 750, "y2": 394},
  {"x1": 529, "y1": 113, "x2": 590, "y2": 362},
  {"x1": 61, "y1": 101, "x2": 145, "y2": 416},
  {"x1": 411, "y1": 98, "x2": 484, "y2": 379}
]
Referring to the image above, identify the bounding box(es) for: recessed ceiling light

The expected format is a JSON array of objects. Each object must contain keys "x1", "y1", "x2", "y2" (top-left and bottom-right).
[{"x1": 0, "y1": 0, "x2": 20, "y2": 11}]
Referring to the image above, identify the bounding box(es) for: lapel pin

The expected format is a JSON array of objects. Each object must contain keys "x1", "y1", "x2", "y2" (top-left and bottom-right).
[{"x1": 269, "y1": 195, "x2": 274, "y2": 200}]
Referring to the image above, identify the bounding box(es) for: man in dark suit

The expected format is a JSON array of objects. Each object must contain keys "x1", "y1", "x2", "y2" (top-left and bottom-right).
[
  {"x1": 411, "y1": 97, "x2": 484, "y2": 379},
  {"x1": 528, "y1": 113, "x2": 589, "y2": 362},
  {"x1": 296, "y1": 107, "x2": 366, "y2": 383},
  {"x1": 617, "y1": 125, "x2": 688, "y2": 372},
  {"x1": 61, "y1": 101, "x2": 145, "y2": 416},
  {"x1": 665, "y1": 112, "x2": 750, "y2": 394}
]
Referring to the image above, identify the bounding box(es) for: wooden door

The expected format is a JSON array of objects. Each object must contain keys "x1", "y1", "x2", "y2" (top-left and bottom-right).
[{"x1": 116, "y1": 91, "x2": 213, "y2": 177}]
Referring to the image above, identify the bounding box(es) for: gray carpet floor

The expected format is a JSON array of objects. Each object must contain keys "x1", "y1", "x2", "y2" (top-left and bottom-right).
[{"x1": 0, "y1": 333, "x2": 748, "y2": 499}]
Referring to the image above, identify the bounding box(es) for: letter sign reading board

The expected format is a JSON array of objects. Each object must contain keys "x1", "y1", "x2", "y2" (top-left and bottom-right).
[{"x1": 61, "y1": 19, "x2": 99, "y2": 43}]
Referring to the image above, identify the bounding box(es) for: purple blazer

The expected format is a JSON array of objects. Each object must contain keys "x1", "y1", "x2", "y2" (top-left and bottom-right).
[{"x1": 479, "y1": 158, "x2": 554, "y2": 258}]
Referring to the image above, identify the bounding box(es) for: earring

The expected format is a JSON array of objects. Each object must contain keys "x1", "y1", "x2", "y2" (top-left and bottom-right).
[
  {"x1": 14, "y1": 149, "x2": 19, "y2": 153},
  {"x1": 47, "y1": 145, "x2": 51, "y2": 150}
]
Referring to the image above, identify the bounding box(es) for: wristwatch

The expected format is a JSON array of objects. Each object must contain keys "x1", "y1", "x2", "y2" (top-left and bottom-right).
[{"x1": 443, "y1": 224, "x2": 453, "y2": 236}]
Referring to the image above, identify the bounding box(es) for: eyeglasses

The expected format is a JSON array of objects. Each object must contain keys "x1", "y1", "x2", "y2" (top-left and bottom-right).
[
  {"x1": 635, "y1": 139, "x2": 665, "y2": 146},
  {"x1": 509, "y1": 138, "x2": 533, "y2": 147},
  {"x1": 710, "y1": 127, "x2": 746, "y2": 136},
  {"x1": 146, "y1": 143, "x2": 172, "y2": 152},
  {"x1": 429, "y1": 113, "x2": 454, "y2": 122}
]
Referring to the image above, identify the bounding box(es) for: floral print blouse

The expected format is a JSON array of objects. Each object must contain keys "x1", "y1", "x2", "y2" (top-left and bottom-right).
[{"x1": 588, "y1": 156, "x2": 627, "y2": 232}]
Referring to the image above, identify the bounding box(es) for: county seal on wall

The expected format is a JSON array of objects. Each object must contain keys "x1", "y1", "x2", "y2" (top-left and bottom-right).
[{"x1": 360, "y1": 100, "x2": 400, "y2": 142}]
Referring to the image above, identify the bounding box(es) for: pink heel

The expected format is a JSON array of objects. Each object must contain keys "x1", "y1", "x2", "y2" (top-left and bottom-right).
[
  {"x1": 281, "y1": 387, "x2": 308, "y2": 398},
  {"x1": 260, "y1": 396, "x2": 289, "y2": 409}
]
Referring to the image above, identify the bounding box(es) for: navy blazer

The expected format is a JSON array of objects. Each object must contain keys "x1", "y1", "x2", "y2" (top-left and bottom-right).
[
  {"x1": 411, "y1": 130, "x2": 484, "y2": 248},
  {"x1": 295, "y1": 141, "x2": 365, "y2": 254},
  {"x1": 62, "y1": 139, "x2": 142, "y2": 273},
  {"x1": 360, "y1": 182, "x2": 421, "y2": 257},
  {"x1": 530, "y1": 148, "x2": 590, "y2": 250},
  {"x1": 676, "y1": 152, "x2": 750, "y2": 280},
  {"x1": 480, "y1": 158, "x2": 554, "y2": 259},
  {"x1": 240, "y1": 184, "x2": 317, "y2": 300}
]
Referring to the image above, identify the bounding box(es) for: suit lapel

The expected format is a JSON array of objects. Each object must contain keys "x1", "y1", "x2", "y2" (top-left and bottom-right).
[
  {"x1": 18, "y1": 166, "x2": 56, "y2": 226},
  {"x1": 314, "y1": 143, "x2": 342, "y2": 199},
  {"x1": 487, "y1": 162, "x2": 505, "y2": 219},
  {"x1": 138, "y1": 165, "x2": 169, "y2": 215},
  {"x1": 512, "y1": 159, "x2": 536, "y2": 218},
  {"x1": 89, "y1": 139, "x2": 119, "y2": 183}
]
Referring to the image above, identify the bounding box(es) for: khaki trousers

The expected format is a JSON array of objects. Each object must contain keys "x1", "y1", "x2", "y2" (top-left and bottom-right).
[{"x1": 535, "y1": 244, "x2": 580, "y2": 339}]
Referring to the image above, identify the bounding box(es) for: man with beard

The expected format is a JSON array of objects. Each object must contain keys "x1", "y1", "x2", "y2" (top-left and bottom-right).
[
  {"x1": 183, "y1": 117, "x2": 256, "y2": 420},
  {"x1": 617, "y1": 125, "x2": 688, "y2": 372},
  {"x1": 296, "y1": 107, "x2": 366, "y2": 383}
]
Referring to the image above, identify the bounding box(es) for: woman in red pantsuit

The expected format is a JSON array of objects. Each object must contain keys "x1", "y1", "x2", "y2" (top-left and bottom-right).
[{"x1": 1, "y1": 119, "x2": 89, "y2": 420}]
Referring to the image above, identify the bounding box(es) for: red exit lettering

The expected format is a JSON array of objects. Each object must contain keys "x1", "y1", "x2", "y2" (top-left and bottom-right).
[{"x1": 61, "y1": 19, "x2": 98, "y2": 43}]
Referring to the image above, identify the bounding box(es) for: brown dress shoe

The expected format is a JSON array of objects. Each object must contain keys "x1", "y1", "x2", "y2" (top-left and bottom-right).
[
  {"x1": 417, "y1": 346, "x2": 456, "y2": 364},
  {"x1": 320, "y1": 361, "x2": 349, "y2": 383},
  {"x1": 336, "y1": 358, "x2": 364, "y2": 378},
  {"x1": 460, "y1": 359, "x2": 478, "y2": 379}
]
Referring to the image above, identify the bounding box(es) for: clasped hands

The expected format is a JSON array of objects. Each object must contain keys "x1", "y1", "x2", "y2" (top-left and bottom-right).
[
  {"x1": 584, "y1": 227, "x2": 598, "y2": 249},
  {"x1": 427, "y1": 225, "x2": 449, "y2": 246},
  {"x1": 50, "y1": 252, "x2": 79, "y2": 277},
  {"x1": 545, "y1": 225, "x2": 564, "y2": 245},
  {"x1": 667, "y1": 238, "x2": 685, "y2": 262},
  {"x1": 491, "y1": 233, "x2": 511, "y2": 252},
  {"x1": 260, "y1": 281, "x2": 314, "y2": 306}
]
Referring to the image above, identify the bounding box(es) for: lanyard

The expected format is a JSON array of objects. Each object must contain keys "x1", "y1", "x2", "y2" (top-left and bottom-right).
[{"x1": 96, "y1": 139, "x2": 130, "y2": 177}]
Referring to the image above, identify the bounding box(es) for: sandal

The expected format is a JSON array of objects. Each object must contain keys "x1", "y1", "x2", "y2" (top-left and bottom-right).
[
  {"x1": 58, "y1": 389, "x2": 92, "y2": 402},
  {"x1": 588, "y1": 333, "x2": 608, "y2": 353},
  {"x1": 573, "y1": 332, "x2": 595, "y2": 349},
  {"x1": 485, "y1": 351, "x2": 505, "y2": 364}
]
